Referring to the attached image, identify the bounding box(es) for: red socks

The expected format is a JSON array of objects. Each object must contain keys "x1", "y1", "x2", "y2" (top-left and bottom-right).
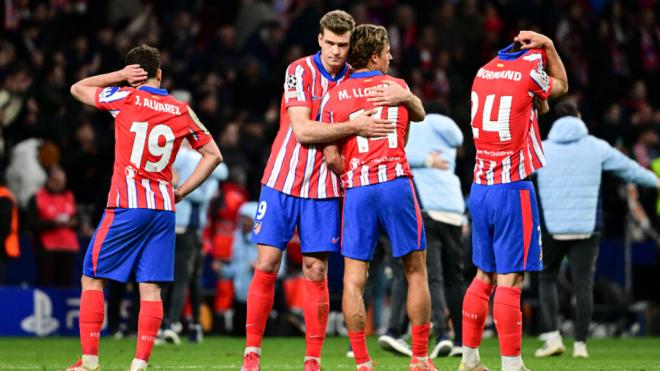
[
  {"x1": 79, "y1": 289, "x2": 104, "y2": 356},
  {"x1": 411, "y1": 323, "x2": 431, "y2": 357},
  {"x1": 245, "y1": 269, "x2": 277, "y2": 348},
  {"x1": 348, "y1": 330, "x2": 370, "y2": 364},
  {"x1": 135, "y1": 300, "x2": 163, "y2": 361},
  {"x1": 304, "y1": 278, "x2": 329, "y2": 358},
  {"x1": 462, "y1": 277, "x2": 495, "y2": 348},
  {"x1": 493, "y1": 286, "x2": 522, "y2": 356}
]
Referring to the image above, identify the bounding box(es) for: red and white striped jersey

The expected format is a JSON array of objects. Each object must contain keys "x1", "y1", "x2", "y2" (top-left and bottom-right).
[
  {"x1": 470, "y1": 46, "x2": 553, "y2": 185},
  {"x1": 320, "y1": 70, "x2": 412, "y2": 189},
  {"x1": 260, "y1": 52, "x2": 349, "y2": 199},
  {"x1": 95, "y1": 85, "x2": 211, "y2": 211}
]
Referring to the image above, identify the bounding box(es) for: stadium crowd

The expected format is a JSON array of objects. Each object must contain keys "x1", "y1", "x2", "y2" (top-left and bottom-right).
[{"x1": 1, "y1": 0, "x2": 660, "y2": 340}]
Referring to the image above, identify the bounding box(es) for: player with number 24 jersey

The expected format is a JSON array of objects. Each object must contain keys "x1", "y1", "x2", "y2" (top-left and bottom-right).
[{"x1": 460, "y1": 32, "x2": 568, "y2": 371}]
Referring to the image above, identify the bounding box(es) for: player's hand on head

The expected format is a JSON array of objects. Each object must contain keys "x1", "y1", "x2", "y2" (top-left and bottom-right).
[
  {"x1": 367, "y1": 79, "x2": 409, "y2": 106},
  {"x1": 515, "y1": 30, "x2": 553, "y2": 50},
  {"x1": 121, "y1": 64, "x2": 148, "y2": 86},
  {"x1": 352, "y1": 108, "x2": 393, "y2": 138}
]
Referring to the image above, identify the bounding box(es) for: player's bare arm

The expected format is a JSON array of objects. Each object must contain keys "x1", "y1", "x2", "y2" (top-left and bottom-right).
[
  {"x1": 173, "y1": 140, "x2": 222, "y2": 203},
  {"x1": 70, "y1": 65, "x2": 148, "y2": 106},
  {"x1": 322, "y1": 143, "x2": 345, "y2": 175},
  {"x1": 288, "y1": 105, "x2": 393, "y2": 144},
  {"x1": 367, "y1": 80, "x2": 426, "y2": 121},
  {"x1": 516, "y1": 30, "x2": 569, "y2": 98}
]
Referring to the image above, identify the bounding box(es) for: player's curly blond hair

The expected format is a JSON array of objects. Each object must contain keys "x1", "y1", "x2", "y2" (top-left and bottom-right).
[
  {"x1": 319, "y1": 10, "x2": 355, "y2": 36},
  {"x1": 349, "y1": 24, "x2": 388, "y2": 70}
]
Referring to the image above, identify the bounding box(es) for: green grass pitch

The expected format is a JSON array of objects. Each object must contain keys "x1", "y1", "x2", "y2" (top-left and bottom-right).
[{"x1": 0, "y1": 336, "x2": 659, "y2": 370}]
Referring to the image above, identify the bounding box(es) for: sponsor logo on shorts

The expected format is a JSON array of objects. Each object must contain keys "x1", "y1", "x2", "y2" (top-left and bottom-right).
[{"x1": 253, "y1": 221, "x2": 262, "y2": 235}]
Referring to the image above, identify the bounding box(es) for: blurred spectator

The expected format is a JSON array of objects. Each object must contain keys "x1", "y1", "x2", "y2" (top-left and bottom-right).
[
  {"x1": 6, "y1": 139, "x2": 48, "y2": 208},
  {"x1": 160, "y1": 141, "x2": 228, "y2": 345},
  {"x1": 535, "y1": 102, "x2": 659, "y2": 358},
  {"x1": 218, "y1": 201, "x2": 259, "y2": 336},
  {"x1": 0, "y1": 172, "x2": 19, "y2": 283},
  {"x1": 405, "y1": 102, "x2": 466, "y2": 357},
  {"x1": 26, "y1": 166, "x2": 79, "y2": 287}
]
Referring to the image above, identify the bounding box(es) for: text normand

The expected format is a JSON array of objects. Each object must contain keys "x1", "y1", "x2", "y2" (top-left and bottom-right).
[{"x1": 476, "y1": 68, "x2": 522, "y2": 82}]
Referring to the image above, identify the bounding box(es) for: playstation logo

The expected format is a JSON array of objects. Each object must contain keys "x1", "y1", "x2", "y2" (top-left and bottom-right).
[{"x1": 21, "y1": 289, "x2": 59, "y2": 336}]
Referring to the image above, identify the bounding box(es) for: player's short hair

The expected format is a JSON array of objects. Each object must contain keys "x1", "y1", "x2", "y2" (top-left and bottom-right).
[
  {"x1": 554, "y1": 101, "x2": 580, "y2": 118},
  {"x1": 319, "y1": 10, "x2": 355, "y2": 36},
  {"x1": 349, "y1": 24, "x2": 388, "y2": 70},
  {"x1": 125, "y1": 45, "x2": 160, "y2": 79}
]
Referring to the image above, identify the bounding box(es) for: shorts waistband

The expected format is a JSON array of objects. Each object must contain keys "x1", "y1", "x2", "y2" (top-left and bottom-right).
[{"x1": 471, "y1": 180, "x2": 534, "y2": 190}]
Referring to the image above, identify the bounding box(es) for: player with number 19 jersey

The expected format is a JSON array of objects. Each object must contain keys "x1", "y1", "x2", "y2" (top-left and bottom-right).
[
  {"x1": 321, "y1": 70, "x2": 424, "y2": 261},
  {"x1": 84, "y1": 85, "x2": 211, "y2": 283}
]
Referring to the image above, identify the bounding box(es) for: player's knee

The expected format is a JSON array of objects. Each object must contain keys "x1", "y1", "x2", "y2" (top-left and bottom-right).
[
  {"x1": 139, "y1": 282, "x2": 162, "y2": 301},
  {"x1": 255, "y1": 258, "x2": 280, "y2": 273},
  {"x1": 255, "y1": 245, "x2": 282, "y2": 273},
  {"x1": 496, "y1": 272, "x2": 524, "y2": 288},
  {"x1": 81, "y1": 275, "x2": 104, "y2": 291},
  {"x1": 302, "y1": 260, "x2": 327, "y2": 281},
  {"x1": 343, "y1": 271, "x2": 367, "y2": 291}
]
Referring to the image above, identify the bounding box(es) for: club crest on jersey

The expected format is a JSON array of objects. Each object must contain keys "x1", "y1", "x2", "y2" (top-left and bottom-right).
[
  {"x1": 531, "y1": 62, "x2": 550, "y2": 91},
  {"x1": 286, "y1": 74, "x2": 299, "y2": 90},
  {"x1": 350, "y1": 158, "x2": 360, "y2": 169},
  {"x1": 253, "y1": 221, "x2": 262, "y2": 235}
]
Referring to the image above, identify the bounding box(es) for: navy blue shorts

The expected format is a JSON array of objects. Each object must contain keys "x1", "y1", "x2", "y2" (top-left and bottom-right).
[
  {"x1": 342, "y1": 177, "x2": 426, "y2": 261},
  {"x1": 251, "y1": 185, "x2": 340, "y2": 253},
  {"x1": 469, "y1": 181, "x2": 542, "y2": 274},
  {"x1": 83, "y1": 208, "x2": 175, "y2": 283}
]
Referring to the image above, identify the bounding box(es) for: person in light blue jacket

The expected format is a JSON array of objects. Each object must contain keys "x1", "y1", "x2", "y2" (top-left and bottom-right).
[
  {"x1": 377, "y1": 102, "x2": 467, "y2": 358},
  {"x1": 160, "y1": 141, "x2": 229, "y2": 344},
  {"x1": 535, "y1": 102, "x2": 659, "y2": 359}
]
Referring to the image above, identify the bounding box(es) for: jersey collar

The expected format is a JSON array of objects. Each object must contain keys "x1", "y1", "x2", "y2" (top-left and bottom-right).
[
  {"x1": 350, "y1": 70, "x2": 383, "y2": 79},
  {"x1": 313, "y1": 51, "x2": 348, "y2": 81},
  {"x1": 497, "y1": 43, "x2": 529, "y2": 61},
  {"x1": 137, "y1": 85, "x2": 169, "y2": 96}
]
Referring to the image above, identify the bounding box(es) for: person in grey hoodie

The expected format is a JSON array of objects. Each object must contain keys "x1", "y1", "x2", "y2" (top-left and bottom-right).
[{"x1": 534, "y1": 101, "x2": 660, "y2": 359}]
